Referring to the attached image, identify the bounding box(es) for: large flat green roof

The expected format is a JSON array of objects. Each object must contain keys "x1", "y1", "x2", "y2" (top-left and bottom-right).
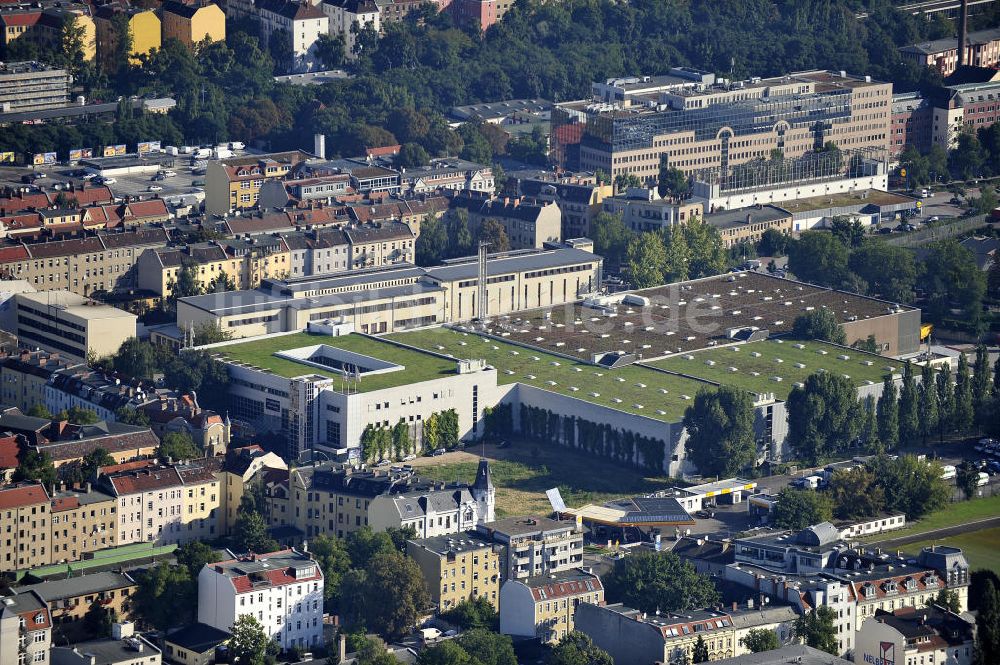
[
  {"x1": 647, "y1": 339, "x2": 896, "y2": 399},
  {"x1": 213, "y1": 332, "x2": 458, "y2": 392},
  {"x1": 389, "y1": 327, "x2": 713, "y2": 422}
]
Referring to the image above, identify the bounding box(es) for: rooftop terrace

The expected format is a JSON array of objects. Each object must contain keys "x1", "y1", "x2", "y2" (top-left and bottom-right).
[{"x1": 212, "y1": 332, "x2": 457, "y2": 392}]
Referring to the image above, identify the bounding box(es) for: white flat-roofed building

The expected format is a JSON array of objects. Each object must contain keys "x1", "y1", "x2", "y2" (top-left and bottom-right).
[
  {"x1": 197, "y1": 548, "x2": 324, "y2": 651},
  {"x1": 13, "y1": 290, "x2": 137, "y2": 362}
]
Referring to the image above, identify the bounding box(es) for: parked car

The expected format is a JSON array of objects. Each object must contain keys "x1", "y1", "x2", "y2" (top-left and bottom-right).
[
  {"x1": 402, "y1": 454, "x2": 416, "y2": 462},
  {"x1": 161, "y1": 170, "x2": 177, "y2": 177},
  {"x1": 949, "y1": 197, "x2": 963, "y2": 205},
  {"x1": 148, "y1": 185, "x2": 163, "y2": 192},
  {"x1": 81, "y1": 172, "x2": 98, "y2": 180},
  {"x1": 432, "y1": 449, "x2": 447, "y2": 456},
  {"x1": 694, "y1": 509, "x2": 715, "y2": 519},
  {"x1": 98, "y1": 177, "x2": 116, "y2": 184}
]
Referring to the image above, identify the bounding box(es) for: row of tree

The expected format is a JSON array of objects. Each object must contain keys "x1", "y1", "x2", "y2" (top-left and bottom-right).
[
  {"x1": 416, "y1": 209, "x2": 512, "y2": 266},
  {"x1": 359, "y1": 409, "x2": 460, "y2": 462}
]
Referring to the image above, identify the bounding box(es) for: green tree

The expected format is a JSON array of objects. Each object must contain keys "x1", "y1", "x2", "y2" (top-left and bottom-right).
[
  {"x1": 927, "y1": 589, "x2": 962, "y2": 614},
  {"x1": 456, "y1": 628, "x2": 516, "y2": 665},
  {"x1": 228, "y1": 614, "x2": 278, "y2": 665},
  {"x1": 478, "y1": 219, "x2": 511, "y2": 253},
  {"x1": 441, "y1": 597, "x2": 498, "y2": 631},
  {"x1": 602, "y1": 550, "x2": 719, "y2": 615},
  {"x1": 547, "y1": 632, "x2": 613, "y2": 665},
  {"x1": 115, "y1": 407, "x2": 151, "y2": 427},
  {"x1": 956, "y1": 461, "x2": 980, "y2": 500},
  {"x1": 175, "y1": 541, "x2": 221, "y2": 578},
  {"x1": 858, "y1": 394, "x2": 882, "y2": 453},
  {"x1": 14, "y1": 450, "x2": 57, "y2": 487},
  {"x1": 416, "y1": 641, "x2": 475, "y2": 665},
  {"x1": 158, "y1": 431, "x2": 201, "y2": 461},
  {"x1": 26, "y1": 404, "x2": 53, "y2": 419},
  {"x1": 773, "y1": 487, "x2": 833, "y2": 530},
  {"x1": 919, "y1": 241, "x2": 986, "y2": 331},
  {"x1": 829, "y1": 216, "x2": 866, "y2": 248},
  {"x1": 898, "y1": 362, "x2": 920, "y2": 446},
  {"x1": 113, "y1": 337, "x2": 157, "y2": 379},
  {"x1": 828, "y1": 466, "x2": 885, "y2": 520},
  {"x1": 193, "y1": 321, "x2": 233, "y2": 345},
  {"x1": 65, "y1": 406, "x2": 100, "y2": 425},
  {"x1": 658, "y1": 162, "x2": 690, "y2": 199},
  {"x1": 691, "y1": 635, "x2": 708, "y2": 663},
  {"x1": 937, "y1": 368, "x2": 956, "y2": 441},
  {"x1": 416, "y1": 214, "x2": 448, "y2": 266},
  {"x1": 315, "y1": 32, "x2": 345, "y2": 69},
  {"x1": 80, "y1": 447, "x2": 115, "y2": 480},
  {"x1": 398, "y1": 143, "x2": 430, "y2": 169},
  {"x1": 590, "y1": 212, "x2": 630, "y2": 272},
  {"x1": 976, "y1": 579, "x2": 1000, "y2": 664},
  {"x1": 918, "y1": 364, "x2": 939, "y2": 444},
  {"x1": 973, "y1": 345, "x2": 993, "y2": 427},
  {"x1": 169, "y1": 263, "x2": 203, "y2": 300},
  {"x1": 233, "y1": 505, "x2": 278, "y2": 554},
  {"x1": 758, "y1": 228, "x2": 789, "y2": 257},
  {"x1": 682, "y1": 218, "x2": 727, "y2": 279},
  {"x1": 955, "y1": 353, "x2": 975, "y2": 433},
  {"x1": 786, "y1": 372, "x2": 860, "y2": 463},
  {"x1": 787, "y1": 232, "x2": 849, "y2": 287},
  {"x1": 391, "y1": 419, "x2": 410, "y2": 459},
  {"x1": 626, "y1": 233, "x2": 667, "y2": 288},
  {"x1": 350, "y1": 634, "x2": 400, "y2": 665},
  {"x1": 663, "y1": 226, "x2": 691, "y2": 282},
  {"x1": 446, "y1": 208, "x2": 474, "y2": 258},
  {"x1": 739, "y1": 628, "x2": 780, "y2": 653},
  {"x1": 310, "y1": 534, "x2": 352, "y2": 611},
  {"x1": 345, "y1": 551, "x2": 430, "y2": 641},
  {"x1": 682, "y1": 386, "x2": 756, "y2": 478},
  {"x1": 791, "y1": 309, "x2": 846, "y2": 345},
  {"x1": 132, "y1": 564, "x2": 196, "y2": 630},
  {"x1": 83, "y1": 601, "x2": 113, "y2": 638},
  {"x1": 868, "y1": 454, "x2": 950, "y2": 519},
  {"x1": 849, "y1": 241, "x2": 917, "y2": 303},
  {"x1": 794, "y1": 607, "x2": 838, "y2": 655},
  {"x1": 207, "y1": 273, "x2": 236, "y2": 294},
  {"x1": 267, "y1": 28, "x2": 294, "y2": 74}
]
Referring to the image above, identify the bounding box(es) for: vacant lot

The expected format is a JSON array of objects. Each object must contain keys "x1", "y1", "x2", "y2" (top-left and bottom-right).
[
  {"x1": 905, "y1": 528, "x2": 1000, "y2": 574},
  {"x1": 410, "y1": 441, "x2": 676, "y2": 518},
  {"x1": 865, "y1": 495, "x2": 1000, "y2": 543}
]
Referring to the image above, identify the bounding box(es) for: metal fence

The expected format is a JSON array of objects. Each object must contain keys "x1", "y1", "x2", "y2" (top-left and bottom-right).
[{"x1": 884, "y1": 215, "x2": 988, "y2": 247}]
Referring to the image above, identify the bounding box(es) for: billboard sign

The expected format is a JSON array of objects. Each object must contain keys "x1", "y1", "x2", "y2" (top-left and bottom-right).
[
  {"x1": 103, "y1": 145, "x2": 116, "y2": 157},
  {"x1": 138, "y1": 140, "x2": 162, "y2": 154},
  {"x1": 0, "y1": 152, "x2": 15, "y2": 164},
  {"x1": 861, "y1": 642, "x2": 895, "y2": 665},
  {"x1": 32, "y1": 152, "x2": 57, "y2": 166},
  {"x1": 69, "y1": 147, "x2": 94, "y2": 160},
  {"x1": 114, "y1": 144, "x2": 127, "y2": 156}
]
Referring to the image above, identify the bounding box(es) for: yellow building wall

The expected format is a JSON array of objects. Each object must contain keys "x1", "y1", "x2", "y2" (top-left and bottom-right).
[
  {"x1": 78, "y1": 15, "x2": 96, "y2": 61},
  {"x1": 191, "y1": 5, "x2": 225, "y2": 44},
  {"x1": 128, "y1": 11, "x2": 161, "y2": 62}
]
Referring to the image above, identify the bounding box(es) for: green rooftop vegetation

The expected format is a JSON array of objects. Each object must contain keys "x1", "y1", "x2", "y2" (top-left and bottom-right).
[
  {"x1": 389, "y1": 327, "x2": 714, "y2": 422},
  {"x1": 647, "y1": 339, "x2": 896, "y2": 399},
  {"x1": 214, "y1": 332, "x2": 458, "y2": 393}
]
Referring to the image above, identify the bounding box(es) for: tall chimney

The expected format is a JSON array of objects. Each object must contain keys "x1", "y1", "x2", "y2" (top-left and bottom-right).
[
  {"x1": 314, "y1": 133, "x2": 326, "y2": 160},
  {"x1": 958, "y1": 0, "x2": 969, "y2": 68}
]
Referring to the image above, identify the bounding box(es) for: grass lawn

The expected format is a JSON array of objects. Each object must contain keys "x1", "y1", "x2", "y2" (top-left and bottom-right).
[
  {"x1": 390, "y1": 327, "x2": 713, "y2": 422},
  {"x1": 648, "y1": 339, "x2": 895, "y2": 400},
  {"x1": 412, "y1": 443, "x2": 674, "y2": 518},
  {"x1": 904, "y1": 528, "x2": 1000, "y2": 574},
  {"x1": 863, "y1": 495, "x2": 1000, "y2": 542},
  {"x1": 213, "y1": 332, "x2": 457, "y2": 392}
]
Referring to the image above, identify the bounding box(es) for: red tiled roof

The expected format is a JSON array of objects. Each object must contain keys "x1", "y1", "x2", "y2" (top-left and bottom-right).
[
  {"x1": 100, "y1": 459, "x2": 156, "y2": 475},
  {"x1": 125, "y1": 199, "x2": 168, "y2": 218},
  {"x1": 66, "y1": 186, "x2": 113, "y2": 206},
  {"x1": 0, "y1": 245, "x2": 30, "y2": 263},
  {"x1": 0, "y1": 11, "x2": 41, "y2": 26},
  {"x1": 0, "y1": 434, "x2": 21, "y2": 469},
  {"x1": 51, "y1": 496, "x2": 80, "y2": 512},
  {"x1": 0, "y1": 191, "x2": 50, "y2": 212},
  {"x1": 0, "y1": 483, "x2": 48, "y2": 509},
  {"x1": 108, "y1": 467, "x2": 183, "y2": 495},
  {"x1": 365, "y1": 145, "x2": 401, "y2": 157},
  {"x1": 22, "y1": 602, "x2": 50, "y2": 631},
  {"x1": 529, "y1": 575, "x2": 603, "y2": 602}
]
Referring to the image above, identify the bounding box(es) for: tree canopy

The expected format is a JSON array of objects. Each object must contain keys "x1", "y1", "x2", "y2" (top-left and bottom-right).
[
  {"x1": 682, "y1": 386, "x2": 757, "y2": 478},
  {"x1": 602, "y1": 550, "x2": 719, "y2": 615}
]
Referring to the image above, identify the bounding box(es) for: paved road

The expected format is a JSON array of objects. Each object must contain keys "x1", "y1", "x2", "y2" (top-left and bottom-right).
[{"x1": 870, "y1": 516, "x2": 1000, "y2": 549}]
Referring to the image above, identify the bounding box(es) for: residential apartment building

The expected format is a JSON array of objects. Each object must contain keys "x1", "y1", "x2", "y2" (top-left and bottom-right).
[
  {"x1": 258, "y1": 0, "x2": 328, "y2": 73},
  {"x1": 601, "y1": 188, "x2": 704, "y2": 233},
  {"x1": 721, "y1": 523, "x2": 971, "y2": 656},
  {"x1": 0, "y1": 349, "x2": 81, "y2": 414},
  {"x1": 343, "y1": 222, "x2": 415, "y2": 269},
  {"x1": 0, "y1": 483, "x2": 50, "y2": 572},
  {"x1": 52, "y1": 630, "x2": 161, "y2": 665},
  {"x1": 160, "y1": 1, "x2": 225, "y2": 47},
  {"x1": 35, "y1": 5, "x2": 96, "y2": 61},
  {"x1": 704, "y1": 205, "x2": 793, "y2": 248},
  {"x1": 406, "y1": 531, "x2": 502, "y2": 611},
  {"x1": 13, "y1": 290, "x2": 137, "y2": 362},
  {"x1": 576, "y1": 602, "x2": 798, "y2": 665},
  {"x1": 0, "y1": 590, "x2": 51, "y2": 665},
  {"x1": 98, "y1": 466, "x2": 186, "y2": 546},
  {"x1": 458, "y1": 195, "x2": 562, "y2": 250},
  {"x1": 399, "y1": 160, "x2": 494, "y2": 196},
  {"x1": 219, "y1": 445, "x2": 287, "y2": 536},
  {"x1": 197, "y1": 549, "x2": 324, "y2": 651},
  {"x1": 0, "y1": 227, "x2": 171, "y2": 296},
  {"x1": 30, "y1": 422, "x2": 160, "y2": 470},
  {"x1": 177, "y1": 457, "x2": 224, "y2": 542},
  {"x1": 142, "y1": 395, "x2": 231, "y2": 458},
  {"x1": 17, "y1": 572, "x2": 135, "y2": 641},
  {"x1": 93, "y1": 5, "x2": 160, "y2": 68},
  {"x1": 136, "y1": 236, "x2": 291, "y2": 296},
  {"x1": 475, "y1": 515, "x2": 583, "y2": 581},
  {"x1": 265, "y1": 462, "x2": 495, "y2": 540},
  {"x1": 899, "y1": 28, "x2": 1000, "y2": 77},
  {"x1": 321, "y1": 0, "x2": 379, "y2": 59},
  {"x1": 0, "y1": 61, "x2": 70, "y2": 113},
  {"x1": 554, "y1": 70, "x2": 892, "y2": 183},
  {"x1": 855, "y1": 605, "x2": 975, "y2": 665},
  {"x1": 516, "y1": 178, "x2": 613, "y2": 238},
  {"x1": 205, "y1": 151, "x2": 311, "y2": 214},
  {"x1": 499, "y1": 570, "x2": 604, "y2": 643},
  {"x1": 48, "y1": 484, "x2": 118, "y2": 564}
]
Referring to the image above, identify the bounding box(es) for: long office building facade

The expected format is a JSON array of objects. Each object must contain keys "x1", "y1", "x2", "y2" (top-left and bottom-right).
[{"x1": 553, "y1": 70, "x2": 892, "y2": 184}]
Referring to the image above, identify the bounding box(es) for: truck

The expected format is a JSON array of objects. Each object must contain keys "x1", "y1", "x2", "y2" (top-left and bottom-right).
[
  {"x1": 939, "y1": 465, "x2": 956, "y2": 481},
  {"x1": 193, "y1": 147, "x2": 212, "y2": 159}
]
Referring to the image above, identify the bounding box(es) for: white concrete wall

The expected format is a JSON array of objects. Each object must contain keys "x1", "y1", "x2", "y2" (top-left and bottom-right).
[{"x1": 693, "y1": 173, "x2": 889, "y2": 212}]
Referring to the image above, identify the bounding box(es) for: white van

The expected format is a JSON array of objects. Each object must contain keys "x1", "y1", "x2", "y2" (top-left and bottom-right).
[
  {"x1": 976, "y1": 472, "x2": 989, "y2": 487},
  {"x1": 940, "y1": 465, "x2": 956, "y2": 481}
]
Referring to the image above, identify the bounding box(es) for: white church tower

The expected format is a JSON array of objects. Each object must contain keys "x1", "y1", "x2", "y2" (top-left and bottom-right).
[{"x1": 471, "y1": 458, "x2": 496, "y2": 524}]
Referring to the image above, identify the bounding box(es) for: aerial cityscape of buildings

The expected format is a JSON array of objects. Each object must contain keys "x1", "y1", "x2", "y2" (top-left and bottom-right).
[{"x1": 0, "y1": 0, "x2": 998, "y2": 664}]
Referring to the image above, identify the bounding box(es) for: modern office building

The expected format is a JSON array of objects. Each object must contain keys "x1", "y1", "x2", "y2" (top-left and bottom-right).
[
  {"x1": 12, "y1": 290, "x2": 137, "y2": 362},
  {"x1": 553, "y1": 70, "x2": 891, "y2": 183},
  {"x1": 0, "y1": 61, "x2": 71, "y2": 113}
]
